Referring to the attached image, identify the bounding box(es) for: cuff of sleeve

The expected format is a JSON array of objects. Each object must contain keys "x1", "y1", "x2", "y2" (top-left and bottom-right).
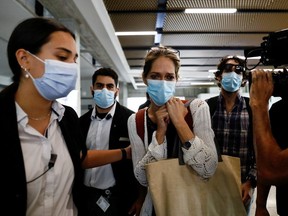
[
  {"x1": 246, "y1": 174, "x2": 257, "y2": 188},
  {"x1": 148, "y1": 131, "x2": 167, "y2": 160}
]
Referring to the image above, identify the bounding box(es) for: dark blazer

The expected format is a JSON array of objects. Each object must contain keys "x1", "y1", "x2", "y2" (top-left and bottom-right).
[
  {"x1": 79, "y1": 102, "x2": 138, "y2": 211},
  {"x1": 0, "y1": 83, "x2": 87, "y2": 216}
]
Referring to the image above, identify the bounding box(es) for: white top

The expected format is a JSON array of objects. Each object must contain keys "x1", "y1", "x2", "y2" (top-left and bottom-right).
[
  {"x1": 127, "y1": 98, "x2": 218, "y2": 216},
  {"x1": 83, "y1": 103, "x2": 116, "y2": 189},
  {"x1": 16, "y1": 101, "x2": 77, "y2": 216}
]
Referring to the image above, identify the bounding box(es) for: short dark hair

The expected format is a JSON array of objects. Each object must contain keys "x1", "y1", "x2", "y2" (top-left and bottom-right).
[
  {"x1": 92, "y1": 68, "x2": 119, "y2": 86},
  {"x1": 7, "y1": 17, "x2": 75, "y2": 82}
]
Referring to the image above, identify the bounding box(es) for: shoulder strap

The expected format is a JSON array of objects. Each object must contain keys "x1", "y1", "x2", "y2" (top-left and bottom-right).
[
  {"x1": 206, "y1": 96, "x2": 223, "y2": 162},
  {"x1": 206, "y1": 96, "x2": 219, "y2": 117},
  {"x1": 182, "y1": 99, "x2": 193, "y2": 131},
  {"x1": 243, "y1": 96, "x2": 255, "y2": 171},
  {"x1": 135, "y1": 108, "x2": 146, "y2": 142}
]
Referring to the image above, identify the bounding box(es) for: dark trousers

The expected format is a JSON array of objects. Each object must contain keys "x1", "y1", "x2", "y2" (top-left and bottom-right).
[{"x1": 82, "y1": 185, "x2": 131, "y2": 216}]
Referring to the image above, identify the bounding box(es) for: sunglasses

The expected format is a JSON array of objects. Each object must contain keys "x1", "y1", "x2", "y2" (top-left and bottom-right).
[
  {"x1": 148, "y1": 46, "x2": 180, "y2": 57},
  {"x1": 222, "y1": 64, "x2": 244, "y2": 74}
]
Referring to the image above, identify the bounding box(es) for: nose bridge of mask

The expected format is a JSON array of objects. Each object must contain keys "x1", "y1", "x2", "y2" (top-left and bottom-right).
[
  {"x1": 222, "y1": 71, "x2": 237, "y2": 78},
  {"x1": 94, "y1": 88, "x2": 113, "y2": 97},
  {"x1": 102, "y1": 87, "x2": 109, "y2": 93}
]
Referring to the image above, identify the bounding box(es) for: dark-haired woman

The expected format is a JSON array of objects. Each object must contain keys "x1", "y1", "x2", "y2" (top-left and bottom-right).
[{"x1": 1, "y1": 17, "x2": 87, "y2": 216}]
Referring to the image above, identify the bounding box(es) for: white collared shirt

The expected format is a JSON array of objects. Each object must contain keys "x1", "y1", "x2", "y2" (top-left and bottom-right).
[
  {"x1": 84, "y1": 103, "x2": 116, "y2": 189},
  {"x1": 16, "y1": 101, "x2": 77, "y2": 216}
]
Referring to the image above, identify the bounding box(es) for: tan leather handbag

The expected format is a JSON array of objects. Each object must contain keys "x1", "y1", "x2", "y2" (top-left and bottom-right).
[{"x1": 145, "y1": 155, "x2": 246, "y2": 216}]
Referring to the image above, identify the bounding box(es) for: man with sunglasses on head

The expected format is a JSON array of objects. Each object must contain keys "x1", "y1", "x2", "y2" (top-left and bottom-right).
[{"x1": 206, "y1": 55, "x2": 257, "y2": 215}]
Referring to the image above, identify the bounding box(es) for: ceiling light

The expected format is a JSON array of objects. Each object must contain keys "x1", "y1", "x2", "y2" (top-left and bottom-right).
[
  {"x1": 115, "y1": 31, "x2": 157, "y2": 36},
  {"x1": 185, "y1": 8, "x2": 237, "y2": 14},
  {"x1": 190, "y1": 82, "x2": 215, "y2": 85}
]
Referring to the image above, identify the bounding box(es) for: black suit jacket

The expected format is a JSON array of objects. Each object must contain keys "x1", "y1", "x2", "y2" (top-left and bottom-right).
[
  {"x1": 79, "y1": 102, "x2": 138, "y2": 210},
  {"x1": 0, "y1": 83, "x2": 86, "y2": 216}
]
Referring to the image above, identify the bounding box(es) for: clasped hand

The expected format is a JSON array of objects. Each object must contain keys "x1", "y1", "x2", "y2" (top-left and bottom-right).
[{"x1": 155, "y1": 97, "x2": 188, "y2": 132}]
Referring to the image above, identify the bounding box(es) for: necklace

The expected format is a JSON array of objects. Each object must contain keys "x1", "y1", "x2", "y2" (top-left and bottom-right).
[{"x1": 28, "y1": 112, "x2": 51, "y2": 121}]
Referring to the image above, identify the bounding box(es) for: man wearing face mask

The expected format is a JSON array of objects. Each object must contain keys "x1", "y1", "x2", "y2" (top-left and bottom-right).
[
  {"x1": 206, "y1": 55, "x2": 257, "y2": 215},
  {"x1": 79, "y1": 68, "x2": 144, "y2": 216}
]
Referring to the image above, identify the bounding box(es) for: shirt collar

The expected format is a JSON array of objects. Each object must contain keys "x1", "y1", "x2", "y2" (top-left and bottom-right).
[
  {"x1": 219, "y1": 93, "x2": 244, "y2": 108},
  {"x1": 16, "y1": 100, "x2": 65, "y2": 125},
  {"x1": 91, "y1": 102, "x2": 117, "y2": 120}
]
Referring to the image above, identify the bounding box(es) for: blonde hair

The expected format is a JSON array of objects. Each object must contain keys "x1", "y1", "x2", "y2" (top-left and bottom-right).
[{"x1": 142, "y1": 45, "x2": 180, "y2": 80}]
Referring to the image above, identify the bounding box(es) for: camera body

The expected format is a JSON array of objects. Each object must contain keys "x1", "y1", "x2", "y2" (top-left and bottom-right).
[
  {"x1": 261, "y1": 28, "x2": 288, "y2": 67},
  {"x1": 245, "y1": 29, "x2": 288, "y2": 98},
  {"x1": 245, "y1": 69, "x2": 288, "y2": 98}
]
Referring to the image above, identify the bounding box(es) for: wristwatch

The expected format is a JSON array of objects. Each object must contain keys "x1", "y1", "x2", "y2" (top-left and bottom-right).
[{"x1": 183, "y1": 138, "x2": 194, "y2": 150}]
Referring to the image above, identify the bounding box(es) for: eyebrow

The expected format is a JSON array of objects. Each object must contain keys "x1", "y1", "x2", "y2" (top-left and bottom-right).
[{"x1": 95, "y1": 82, "x2": 115, "y2": 86}]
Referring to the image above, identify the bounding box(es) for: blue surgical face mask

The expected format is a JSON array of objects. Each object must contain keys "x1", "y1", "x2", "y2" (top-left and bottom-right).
[
  {"x1": 147, "y1": 79, "x2": 176, "y2": 106},
  {"x1": 26, "y1": 51, "x2": 78, "y2": 100},
  {"x1": 221, "y1": 72, "x2": 242, "y2": 92},
  {"x1": 93, "y1": 88, "x2": 115, "y2": 109}
]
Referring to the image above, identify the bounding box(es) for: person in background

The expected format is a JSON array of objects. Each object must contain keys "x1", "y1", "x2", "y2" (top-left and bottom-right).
[
  {"x1": 1, "y1": 17, "x2": 88, "y2": 216},
  {"x1": 206, "y1": 55, "x2": 257, "y2": 215},
  {"x1": 79, "y1": 67, "x2": 144, "y2": 216},
  {"x1": 249, "y1": 69, "x2": 288, "y2": 216},
  {"x1": 127, "y1": 45, "x2": 218, "y2": 215}
]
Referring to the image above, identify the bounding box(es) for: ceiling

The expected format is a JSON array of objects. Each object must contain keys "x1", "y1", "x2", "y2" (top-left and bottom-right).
[
  {"x1": 103, "y1": 0, "x2": 288, "y2": 89},
  {"x1": 1, "y1": 0, "x2": 288, "y2": 92}
]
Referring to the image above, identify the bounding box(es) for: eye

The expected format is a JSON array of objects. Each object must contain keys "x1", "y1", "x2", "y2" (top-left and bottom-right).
[
  {"x1": 95, "y1": 83, "x2": 104, "y2": 89},
  {"x1": 58, "y1": 56, "x2": 68, "y2": 61},
  {"x1": 166, "y1": 74, "x2": 175, "y2": 81},
  {"x1": 106, "y1": 84, "x2": 115, "y2": 90},
  {"x1": 149, "y1": 74, "x2": 159, "y2": 79}
]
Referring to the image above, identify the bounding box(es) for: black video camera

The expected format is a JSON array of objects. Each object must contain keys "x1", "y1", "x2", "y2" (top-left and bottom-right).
[{"x1": 244, "y1": 28, "x2": 288, "y2": 98}]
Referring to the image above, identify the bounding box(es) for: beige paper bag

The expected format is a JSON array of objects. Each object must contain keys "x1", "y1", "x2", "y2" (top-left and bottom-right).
[{"x1": 145, "y1": 155, "x2": 246, "y2": 216}]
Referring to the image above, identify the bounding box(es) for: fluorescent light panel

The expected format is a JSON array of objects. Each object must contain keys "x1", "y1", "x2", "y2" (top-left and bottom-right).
[
  {"x1": 190, "y1": 82, "x2": 215, "y2": 85},
  {"x1": 115, "y1": 31, "x2": 157, "y2": 36},
  {"x1": 185, "y1": 8, "x2": 237, "y2": 14}
]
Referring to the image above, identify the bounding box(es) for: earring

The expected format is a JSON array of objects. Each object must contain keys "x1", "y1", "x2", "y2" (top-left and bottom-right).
[{"x1": 21, "y1": 65, "x2": 30, "y2": 79}]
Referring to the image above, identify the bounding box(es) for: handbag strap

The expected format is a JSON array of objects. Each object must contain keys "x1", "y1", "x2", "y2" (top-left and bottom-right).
[{"x1": 135, "y1": 108, "x2": 146, "y2": 142}]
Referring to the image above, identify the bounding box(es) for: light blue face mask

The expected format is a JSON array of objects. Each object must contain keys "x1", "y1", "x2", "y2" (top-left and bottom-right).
[
  {"x1": 26, "y1": 51, "x2": 78, "y2": 100},
  {"x1": 93, "y1": 88, "x2": 115, "y2": 109},
  {"x1": 221, "y1": 72, "x2": 242, "y2": 92},
  {"x1": 147, "y1": 79, "x2": 176, "y2": 106}
]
